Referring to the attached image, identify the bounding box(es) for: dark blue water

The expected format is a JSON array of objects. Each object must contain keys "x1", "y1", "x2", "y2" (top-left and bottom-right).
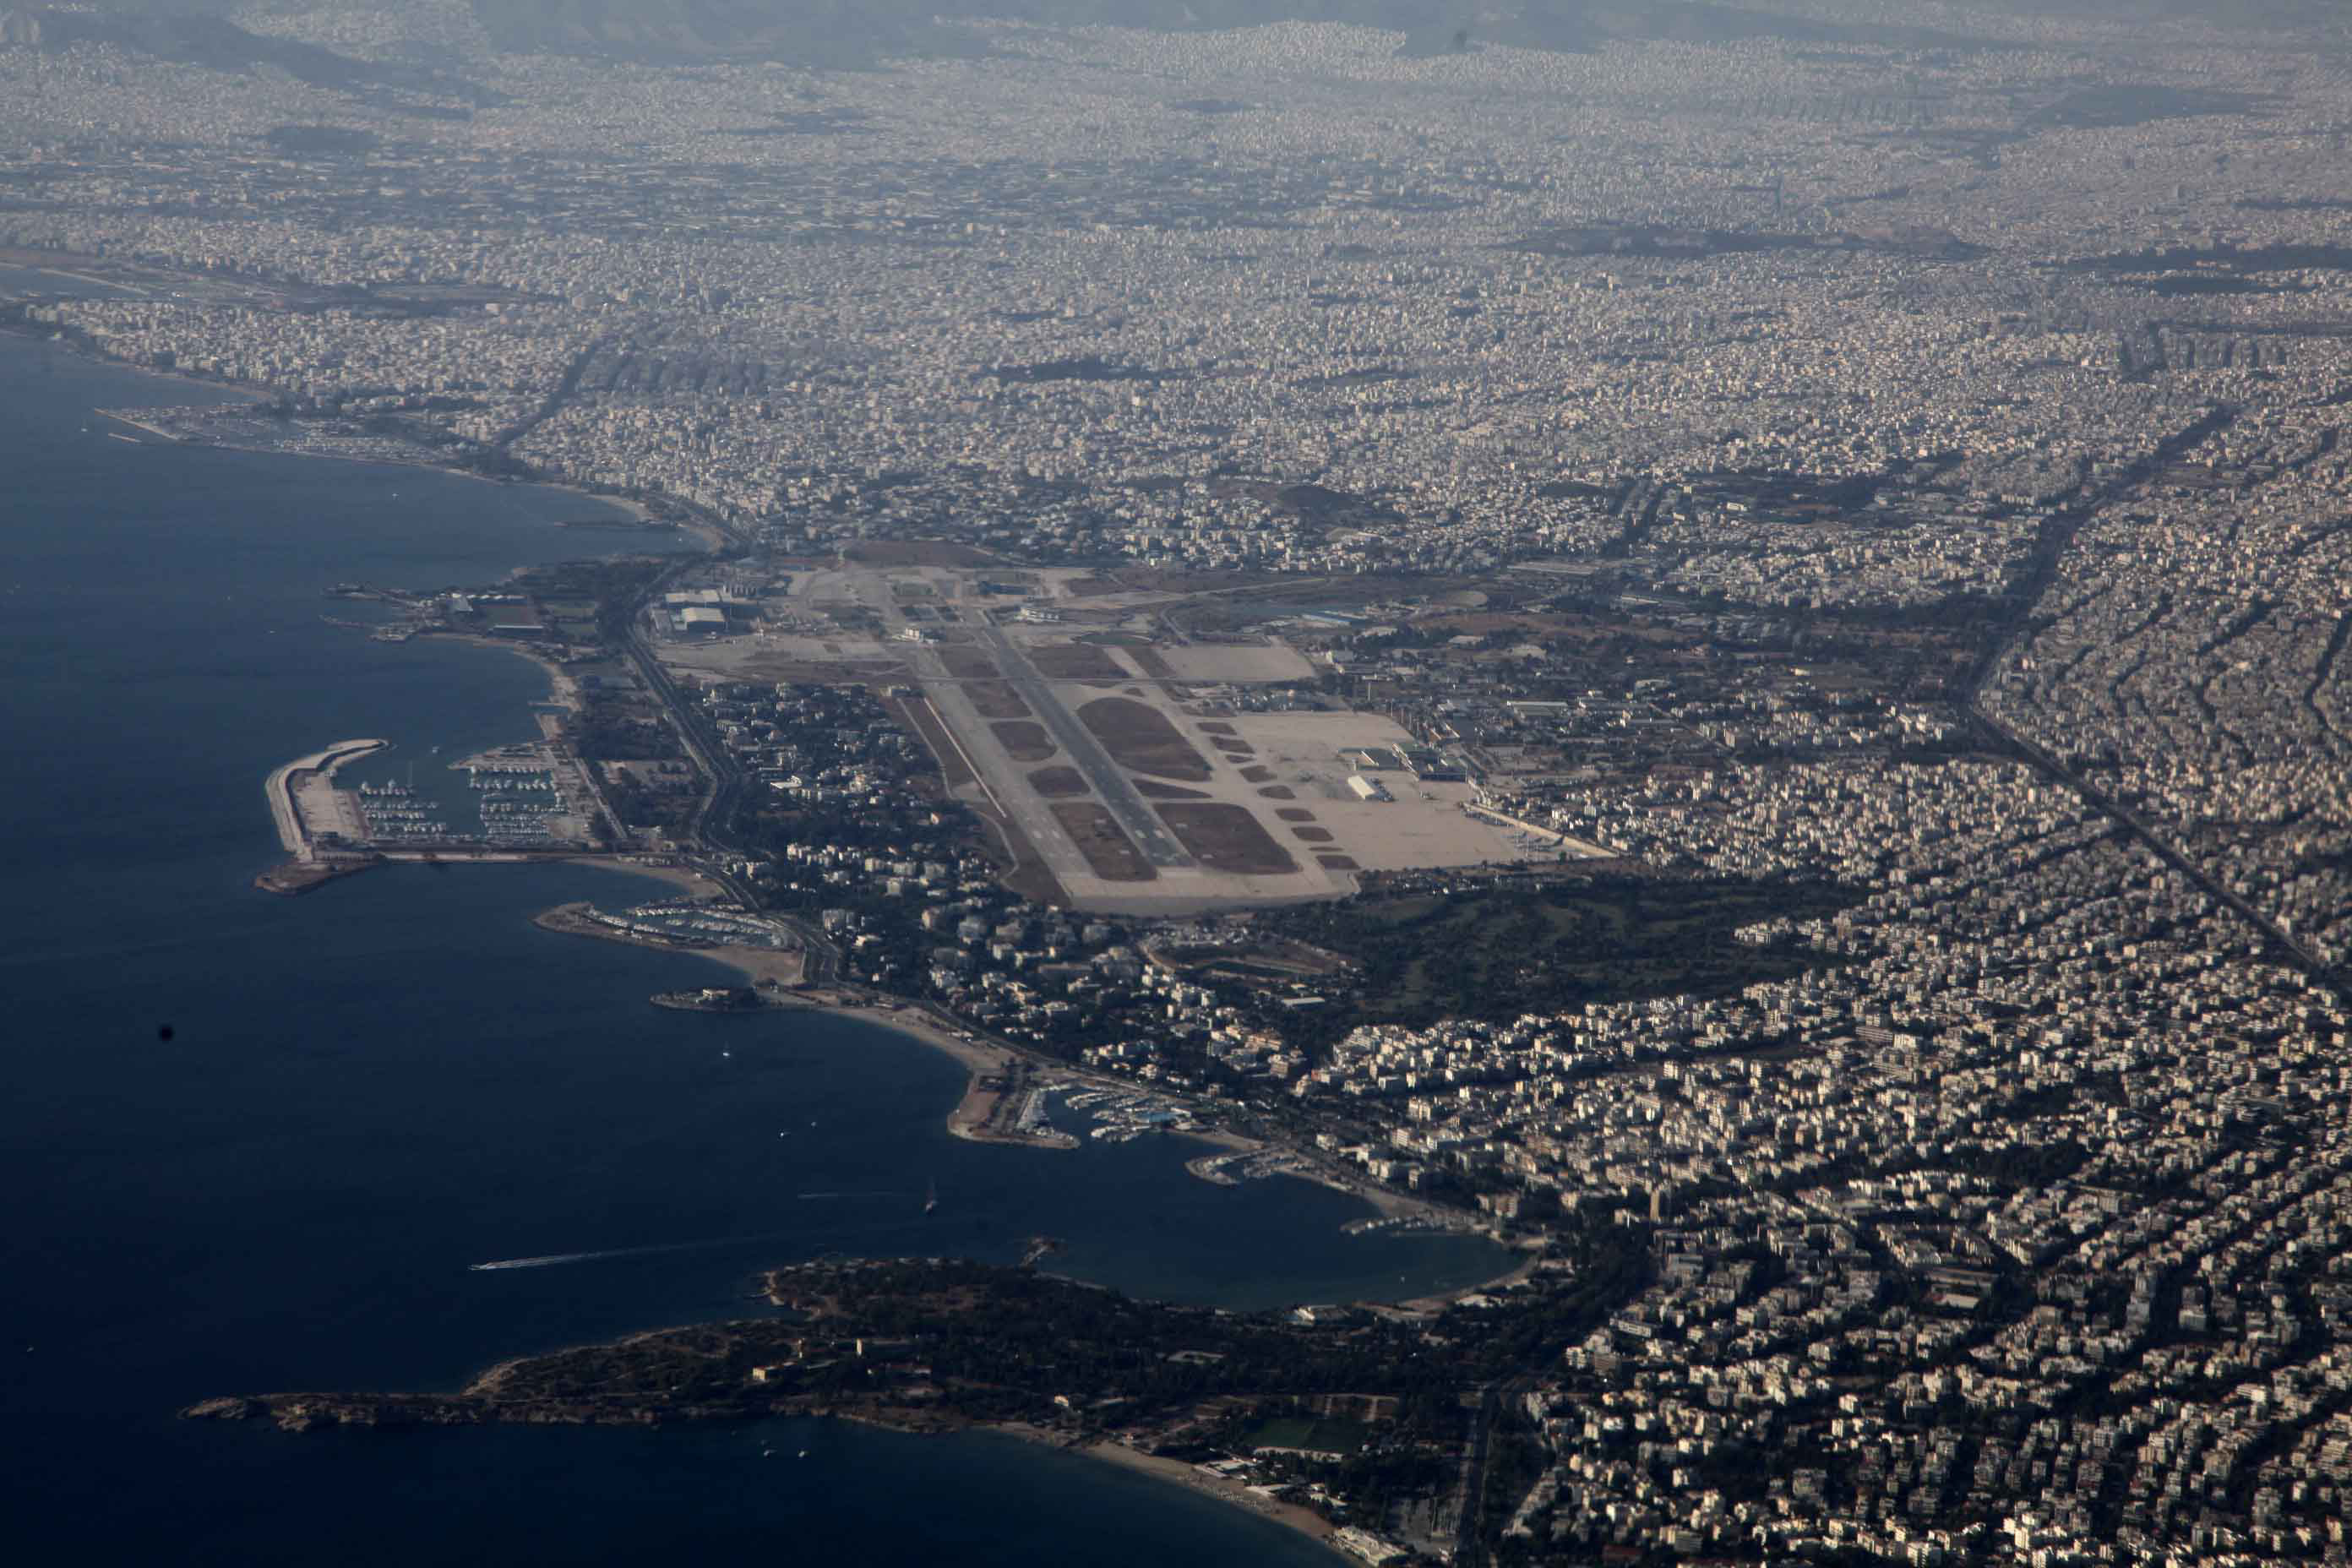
[{"x1": 0, "y1": 334, "x2": 1504, "y2": 1563}]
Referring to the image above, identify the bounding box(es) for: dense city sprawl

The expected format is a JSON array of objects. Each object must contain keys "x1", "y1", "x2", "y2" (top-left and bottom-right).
[{"x1": 17, "y1": 1, "x2": 2352, "y2": 1561}]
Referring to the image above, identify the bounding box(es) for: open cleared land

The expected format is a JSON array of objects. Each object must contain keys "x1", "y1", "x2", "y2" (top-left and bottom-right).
[
  {"x1": 842, "y1": 542, "x2": 997, "y2": 567},
  {"x1": 992, "y1": 721, "x2": 1057, "y2": 762},
  {"x1": 1029, "y1": 643, "x2": 1130, "y2": 682},
  {"x1": 1078, "y1": 696, "x2": 1212, "y2": 781},
  {"x1": 657, "y1": 635, "x2": 905, "y2": 684},
  {"x1": 1154, "y1": 803, "x2": 1300, "y2": 876},
  {"x1": 1026, "y1": 765, "x2": 1088, "y2": 798},
  {"x1": 1146, "y1": 643, "x2": 1317, "y2": 683},
  {"x1": 1050, "y1": 802, "x2": 1155, "y2": 882},
  {"x1": 940, "y1": 647, "x2": 1001, "y2": 681},
  {"x1": 1125, "y1": 645, "x2": 1179, "y2": 680},
  {"x1": 966, "y1": 681, "x2": 1031, "y2": 720},
  {"x1": 1133, "y1": 779, "x2": 1210, "y2": 800}
]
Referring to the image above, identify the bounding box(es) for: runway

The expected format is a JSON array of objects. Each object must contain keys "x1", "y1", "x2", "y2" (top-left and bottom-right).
[{"x1": 972, "y1": 621, "x2": 1193, "y2": 869}]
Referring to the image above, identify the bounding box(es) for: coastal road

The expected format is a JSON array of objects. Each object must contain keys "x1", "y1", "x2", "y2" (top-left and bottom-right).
[
  {"x1": 619, "y1": 562, "x2": 743, "y2": 856},
  {"x1": 970, "y1": 620, "x2": 1193, "y2": 869}
]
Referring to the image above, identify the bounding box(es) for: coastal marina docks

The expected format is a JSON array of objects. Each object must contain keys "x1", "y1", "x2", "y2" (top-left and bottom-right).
[
  {"x1": 1338, "y1": 1211, "x2": 1484, "y2": 1239},
  {"x1": 352, "y1": 780, "x2": 449, "y2": 841},
  {"x1": 972, "y1": 1081, "x2": 1211, "y2": 1151},
  {"x1": 1060, "y1": 1084, "x2": 1201, "y2": 1145},
  {"x1": 260, "y1": 735, "x2": 612, "y2": 885},
  {"x1": 1187, "y1": 1146, "x2": 1317, "y2": 1187},
  {"x1": 569, "y1": 897, "x2": 800, "y2": 952}
]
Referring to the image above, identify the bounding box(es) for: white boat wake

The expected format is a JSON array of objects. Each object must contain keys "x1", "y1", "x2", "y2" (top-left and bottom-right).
[{"x1": 468, "y1": 1233, "x2": 782, "y2": 1272}]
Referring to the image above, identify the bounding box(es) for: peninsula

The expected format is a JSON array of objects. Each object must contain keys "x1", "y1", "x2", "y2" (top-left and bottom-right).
[{"x1": 183, "y1": 1250, "x2": 1639, "y2": 1560}]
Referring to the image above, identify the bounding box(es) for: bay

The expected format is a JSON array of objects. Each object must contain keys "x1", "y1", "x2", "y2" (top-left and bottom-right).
[{"x1": 0, "y1": 332, "x2": 1505, "y2": 1563}]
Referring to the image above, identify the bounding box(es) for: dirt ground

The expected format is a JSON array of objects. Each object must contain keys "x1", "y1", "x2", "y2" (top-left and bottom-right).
[
  {"x1": 1153, "y1": 803, "x2": 1300, "y2": 876},
  {"x1": 1030, "y1": 643, "x2": 1130, "y2": 681},
  {"x1": 1133, "y1": 779, "x2": 1210, "y2": 800},
  {"x1": 1238, "y1": 765, "x2": 1275, "y2": 782},
  {"x1": 1259, "y1": 786, "x2": 1296, "y2": 800},
  {"x1": 966, "y1": 681, "x2": 1032, "y2": 720},
  {"x1": 1027, "y1": 765, "x2": 1088, "y2": 798},
  {"x1": 993, "y1": 721, "x2": 1058, "y2": 762},
  {"x1": 940, "y1": 647, "x2": 1001, "y2": 680},
  {"x1": 660, "y1": 636, "x2": 904, "y2": 685},
  {"x1": 1050, "y1": 802, "x2": 1155, "y2": 881},
  {"x1": 844, "y1": 541, "x2": 999, "y2": 566},
  {"x1": 1276, "y1": 807, "x2": 1317, "y2": 822},
  {"x1": 1126, "y1": 645, "x2": 1179, "y2": 680},
  {"x1": 884, "y1": 697, "x2": 972, "y2": 787},
  {"x1": 1147, "y1": 643, "x2": 1318, "y2": 683},
  {"x1": 1077, "y1": 696, "x2": 1211, "y2": 781}
]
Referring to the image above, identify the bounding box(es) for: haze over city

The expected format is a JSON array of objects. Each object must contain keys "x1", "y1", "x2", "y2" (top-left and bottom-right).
[{"x1": 6, "y1": 3, "x2": 2352, "y2": 1565}]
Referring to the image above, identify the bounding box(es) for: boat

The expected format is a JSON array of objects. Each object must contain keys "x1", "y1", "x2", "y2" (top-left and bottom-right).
[{"x1": 923, "y1": 1177, "x2": 938, "y2": 1217}]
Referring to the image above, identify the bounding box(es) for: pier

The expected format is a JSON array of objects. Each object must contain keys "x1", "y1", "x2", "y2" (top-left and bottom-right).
[{"x1": 255, "y1": 738, "x2": 384, "y2": 894}]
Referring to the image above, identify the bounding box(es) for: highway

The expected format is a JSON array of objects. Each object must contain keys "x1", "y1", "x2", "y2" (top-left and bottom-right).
[
  {"x1": 1969, "y1": 706, "x2": 2346, "y2": 999},
  {"x1": 972, "y1": 619, "x2": 1194, "y2": 869},
  {"x1": 597, "y1": 509, "x2": 770, "y2": 912},
  {"x1": 1951, "y1": 399, "x2": 2348, "y2": 1001}
]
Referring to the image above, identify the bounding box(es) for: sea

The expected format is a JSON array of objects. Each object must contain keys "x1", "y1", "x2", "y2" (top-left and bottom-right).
[{"x1": 0, "y1": 326, "x2": 1510, "y2": 1564}]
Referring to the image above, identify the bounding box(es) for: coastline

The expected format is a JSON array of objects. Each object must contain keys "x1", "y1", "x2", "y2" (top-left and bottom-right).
[
  {"x1": 531, "y1": 900, "x2": 808, "y2": 989},
  {"x1": 8, "y1": 322, "x2": 706, "y2": 546},
  {"x1": 563, "y1": 856, "x2": 728, "y2": 899},
  {"x1": 526, "y1": 897, "x2": 1045, "y2": 1145},
  {"x1": 16, "y1": 313, "x2": 1487, "y2": 1568},
  {"x1": 1065, "y1": 1435, "x2": 1343, "y2": 1554},
  {"x1": 430, "y1": 631, "x2": 586, "y2": 733}
]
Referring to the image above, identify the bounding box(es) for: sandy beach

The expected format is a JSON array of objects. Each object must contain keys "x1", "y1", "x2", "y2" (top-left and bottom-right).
[
  {"x1": 823, "y1": 998, "x2": 1015, "y2": 1081},
  {"x1": 812, "y1": 998, "x2": 1058, "y2": 1148},
  {"x1": 533, "y1": 890, "x2": 1513, "y2": 1257},
  {"x1": 1075, "y1": 1436, "x2": 1342, "y2": 1552},
  {"x1": 567, "y1": 856, "x2": 728, "y2": 898},
  {"x1": 529, "y1": 899, "x2": 1048, "y2": 1141}
]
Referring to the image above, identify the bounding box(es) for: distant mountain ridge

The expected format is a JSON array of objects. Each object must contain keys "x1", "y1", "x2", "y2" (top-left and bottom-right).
[
  {"x1": 0, "y1": 3, "x2": 498, "y2": 101},
  {"x1": 467, "y1": 0, "x2": 2332, "y2": 66},
  {"x1": 28, "y1": 1, "x2": 2346, "y2": 74},
  {"x1": 463, "y1": 1, "x2": 1484, "y2": 65}
]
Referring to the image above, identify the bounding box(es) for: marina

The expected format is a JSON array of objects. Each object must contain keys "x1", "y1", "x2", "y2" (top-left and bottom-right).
[{"x1": 259, "y1": 732, "x2": 617, "y2": 886}]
